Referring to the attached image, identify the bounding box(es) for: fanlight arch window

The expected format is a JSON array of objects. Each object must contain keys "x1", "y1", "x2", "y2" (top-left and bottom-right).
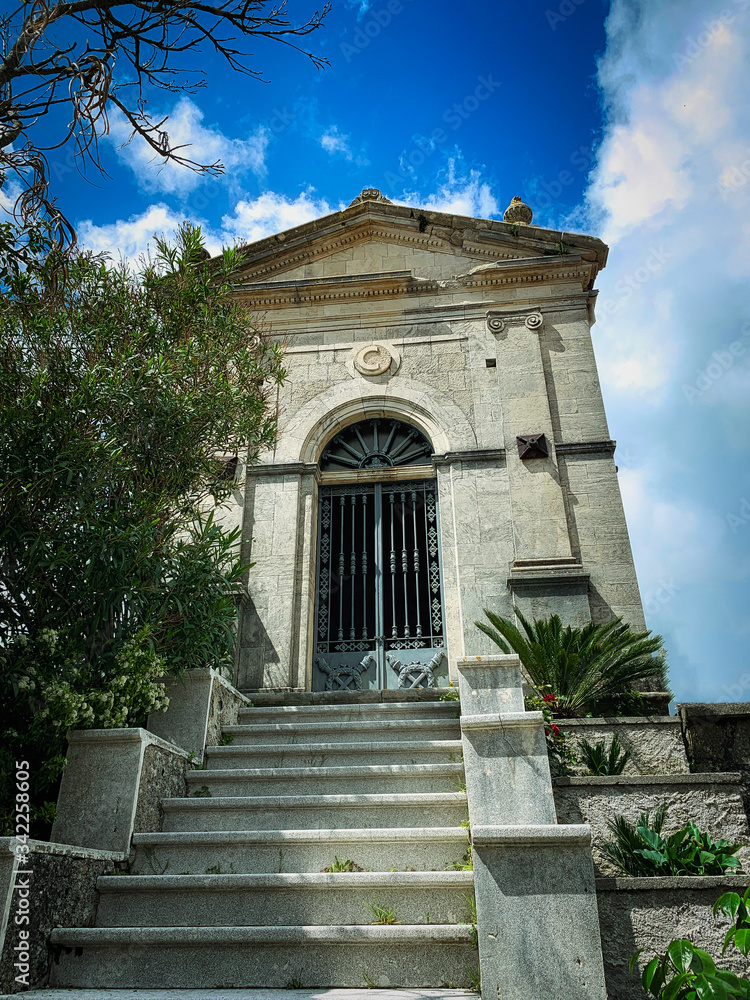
[{"x1": 319, "y1": 418, "x2": 433, "y2": 472}]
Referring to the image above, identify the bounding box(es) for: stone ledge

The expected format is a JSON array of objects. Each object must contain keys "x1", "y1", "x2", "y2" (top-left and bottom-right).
[
  {"x1": 556, "y1": 440, "x2": 617, "y2": 456},
  {"x1": 1, "y1": 991, "x2": 478, "y2": 1000},
  {"x1": 560, "y1": 715, "x2": 680, "y2": 727},
  {"x1": 460, "y1": 711, "x2": 542, "y2": 731},
  {"x1": 0, "y1": 838, "x2": 127, "y2": 862},
  {"x1": 554, "y1": 772, "x2": 742, "y2": 787},
  {"x1": 242, "y1": 689, "x2": 453, "y2": 705},
  {"x1": 472, "y1": 823, "x2": 591, "y2": 847},
  {"x1": 680, "y1": 702, "x2": 750, "y2": 720},
  {"x1": 432, "y1": 448, "x2": 506, "y2": 465},
  {"x1": 66, "y1": 727, "x2": 190, "y2": 758},
  {"x1": 596, "y1": 875, "x2": 750, "y2": 891}
]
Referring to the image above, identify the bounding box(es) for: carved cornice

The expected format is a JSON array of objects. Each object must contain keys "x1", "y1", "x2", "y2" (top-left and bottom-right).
[
  {"x1": 235, "y1": 256, "x2": 597, "y2": 310},
  {"x1": 432, "y1": 448, "x2": 506, "y2": 465},
  {"x1": 555, "y1": 440, "x2": 616, "y2": 457}
]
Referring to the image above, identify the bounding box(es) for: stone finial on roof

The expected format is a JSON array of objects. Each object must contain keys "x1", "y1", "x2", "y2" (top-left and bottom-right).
[
  {"x1": 503, "y1": 195, "x2": 533, "y2": 225},
  {"x1": 348, "y1": 188, "x2": 394, "y2": 208}
]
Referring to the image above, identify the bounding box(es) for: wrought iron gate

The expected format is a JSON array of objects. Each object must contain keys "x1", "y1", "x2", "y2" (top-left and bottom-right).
[{"x1": 313, "y1": 479, "x2": 446, "y2": 691}]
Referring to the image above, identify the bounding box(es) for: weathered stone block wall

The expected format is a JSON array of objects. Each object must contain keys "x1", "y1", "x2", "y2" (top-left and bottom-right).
[
  {"x1": 0, "y1": 840, "x2": 126, "y2": 995},
  {"x1": 554, "y1": 773, "x2": 750, "y2": 875},
  {"x1": 558, "y1": 716, "x2": 689, "y2": 776},
  {"x1": 133, "y1": 743, "x2": 188, "y2": 835},
  {"x1": 597, "y1": 877, "x2": 750, "y2": 1000},
  {"x1": 679, "y1": 702, "x2": 750, "y2": 827}
]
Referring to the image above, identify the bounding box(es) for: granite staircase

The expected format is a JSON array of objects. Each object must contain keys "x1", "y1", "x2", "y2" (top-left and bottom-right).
[{"x1": 49, "y1": 699, "x2": 479, "y2": 990}]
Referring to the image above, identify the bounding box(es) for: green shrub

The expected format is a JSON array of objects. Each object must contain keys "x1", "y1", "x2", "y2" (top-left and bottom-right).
[
  {"x1": 603, "y1": 805, "x2": 743, "y2": 877},
  {"x1": 631, "y1": 886, "x2": 750, "y2": 997},
  {"x1": 0, "y1": 222, "x2": 284, "y2": 835},
  {"x1": 476, "y1": 608, "x2": 670, "y2": 717},
  {"x1": 579, "y1": 733, "x2": 633, "y2": 776}
]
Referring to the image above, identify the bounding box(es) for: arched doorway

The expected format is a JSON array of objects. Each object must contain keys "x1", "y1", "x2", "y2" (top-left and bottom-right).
[{"x1": 312, "y1": 418, "x2": 447, "y2": 691}]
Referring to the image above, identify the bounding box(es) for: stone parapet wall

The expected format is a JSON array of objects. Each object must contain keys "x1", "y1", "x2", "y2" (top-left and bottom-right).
[
  {"x1": 0, "y1": 840, "x2": 126, "y2": 995},
  {"x1": 554, "y1": 772, "x2": 750, "y2": 875},
  {"x1": 557, "y1": 715, "x2": 689, "y2": 775}
]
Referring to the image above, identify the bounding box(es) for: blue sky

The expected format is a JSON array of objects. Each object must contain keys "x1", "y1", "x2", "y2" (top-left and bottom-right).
[{"x1": 12, "y1": 0, "x2": 750, "y2": 704}]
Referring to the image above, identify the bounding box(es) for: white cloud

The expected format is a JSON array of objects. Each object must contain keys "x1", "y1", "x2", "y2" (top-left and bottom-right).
[
  {"x1": 318, "y1": 125, "x2": 370, "y2": 167},
  {"x1": 109, "y1": 97, "x2": 269, "y2": 197},
  {"x1": 579, "y1": 0, "x2": 750, "y2": 700},
  {"x1": 220, "y1": 189, "x2": 342, "y2": 246},
  {"x1": 78, "y1": 189, "x2": 343, "y2": 263},
  {"x1": 78, "y1": 203, "x2": 188, "y2": 263},
  {"x1": 320, "y1": 126, "x2": 353, "y2": 159},
  {"x1": 399, "y1": 159, "x2": 499, "y2": 219}
]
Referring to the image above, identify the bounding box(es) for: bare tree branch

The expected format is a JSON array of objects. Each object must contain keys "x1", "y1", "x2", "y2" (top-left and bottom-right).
[{"x1": 0, "y1": 0, "x2": 330, "y2": 249}]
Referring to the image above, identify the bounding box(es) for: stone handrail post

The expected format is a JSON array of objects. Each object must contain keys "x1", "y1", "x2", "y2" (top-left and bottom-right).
[{"x1": 456, "y1": 654, "x2": 607, "y2": 999}]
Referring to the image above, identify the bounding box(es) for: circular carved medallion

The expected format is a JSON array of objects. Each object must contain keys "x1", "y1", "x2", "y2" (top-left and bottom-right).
[{"x1": 354, "y1": 344, "x2": 393, "y2": 376}]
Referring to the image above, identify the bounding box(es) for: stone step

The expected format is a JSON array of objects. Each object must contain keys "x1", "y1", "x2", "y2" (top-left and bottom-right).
[
  {"x1": 186, "y1": 764, "x2": 466, "y2": 797},
  {"x1": 4, "y1": 990, "x2": 479, "y2": 999},
  {"x1": 238, "y1": 702, "x2": 460, "y2": 725},
  {"x1": 222, "y1": 719, "x2": 461, "y2": 746},
  {"x1": 131, "y1": 826, "x2": 471, "y2": 875},
  {"x1": 162, "y1": 793, "x2": 469, "y2": 833},
  {"x1": 48, "y1": 925, "x2": 479, "y2": 990},
  {"x1": 205, "y1": 740, "x2": 464, "y2": 770},
  {"x1": 95, "y1": 871, "x2": 475, "y2": 927}
]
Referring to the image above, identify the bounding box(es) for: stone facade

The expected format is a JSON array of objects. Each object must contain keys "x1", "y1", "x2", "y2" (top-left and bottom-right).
[{"x1": 225, "y1": 191, "x2": 646, "y2": 692}]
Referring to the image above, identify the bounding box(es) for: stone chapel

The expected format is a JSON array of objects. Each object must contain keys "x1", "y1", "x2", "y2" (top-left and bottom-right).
[{"x1": 226, "y1": 188, "x2": 645, "y2": 694}]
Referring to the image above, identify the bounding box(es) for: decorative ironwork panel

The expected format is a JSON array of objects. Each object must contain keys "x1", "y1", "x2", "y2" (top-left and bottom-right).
[
  {"x1": 314, "y1": 472, "x2": 446, "y2": 690},
  {"x1": 320, "y1": 418, "x2": 433, "y2": 472}
]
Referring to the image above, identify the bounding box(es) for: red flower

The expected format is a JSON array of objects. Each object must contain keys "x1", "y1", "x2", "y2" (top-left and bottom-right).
[
  {"x1": 543, "y1": 694, "x2": 557, "y2": 704},
  {"x1": 550, "y1": 725, "x2": 562, "y2": 738}
]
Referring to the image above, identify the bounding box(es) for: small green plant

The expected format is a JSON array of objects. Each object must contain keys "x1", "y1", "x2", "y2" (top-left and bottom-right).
[
  {"x1": 579, "y1": 733, "x2": 633, "y2": 776},
  {"x1": 362, "y1": 972, "x2": 377, "y2": 989},
  {"x1": 219, "y1": 733, "x2": 235, "y2": 746},
  {"x1": 204, "y1": 864, "x2": 224, "y2": 874},
  {"x1": 468, "y1": 965, "x2": 481, "y2": 993},
  {"x1": 142, "y1": 847, "x2": 169, "y2": 875},
  {"x1": 447, "y1": 844, "x2": 473, "y2": 871},
  {"x1": 718, "y1": 885, "x2": 750, "y2": 957},
  {"x1": 192, "y1": 784, "x2": 211, "y2": 797},
  {"x1": 439, "y1": 687, "x2": 460, "y2": 702},
  {"x1": 425, "y1": 911, "x2": 431, "y2": 923},
  {"x1": 321, "y1": 856, "x2": 363, "y2": 873},
  {"x1": 462, "y1": 893, "x2": 478, "y2": 947},
  {"x1": 526, "y1": 690, "x2": 578, "y2": 776},
  {"x1": 366, "y1": 897, "x2": 398, "y2": 924},
  {"x1": 631, "y1": 887, "x2": 750, "y2": 997},
  {"x1": 284, "y1": 979, "x2": 304, "y2": 989},
  {"x1": 602, "y1": 805, "x2": 743, "y2": 877}
]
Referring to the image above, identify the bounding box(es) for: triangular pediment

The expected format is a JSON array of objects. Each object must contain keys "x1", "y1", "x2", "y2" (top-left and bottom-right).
[{"x1": 229, "y1": 193, "x2": 608, "y2": 288}]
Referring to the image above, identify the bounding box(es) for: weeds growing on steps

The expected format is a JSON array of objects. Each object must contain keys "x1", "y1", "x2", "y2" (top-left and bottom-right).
[
  {"x1": 468, "y1": 965, "x2": 481, "y2": 992},
  {"x1": 366, "y1": 897, "x2": 398, "y2": 924},
  {"x1": 439, "y1": 688, "x2": 460, "y2": 702},
  {"x1": 446, "y1": 843, "x2": 473, "y2": 871},
  {"x1": 321, "y1": 856, "x2": 363, "y2": 872},
  {"x1": 192, "y1": 784, "x2": 211, "y2": 797},
  {"x1": 462, "y1": 893, "x2": 478, "y2": 947}
]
